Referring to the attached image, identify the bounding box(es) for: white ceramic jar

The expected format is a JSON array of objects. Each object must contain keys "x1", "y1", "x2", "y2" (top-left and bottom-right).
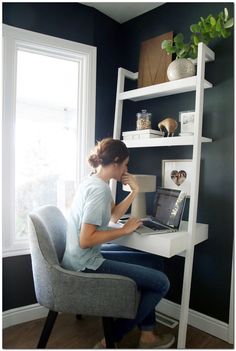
[{"x1": 167, "y1": 58, "x2": 195, "y2": 81}]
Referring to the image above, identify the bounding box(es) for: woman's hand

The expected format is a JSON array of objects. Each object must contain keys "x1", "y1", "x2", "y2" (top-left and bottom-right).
[
  {"x1": 121, "y1": 172, "x2": 139, "y2": 193},
  {"x1": 123, "y1": 217, "x2": 143, "y2": 235}
]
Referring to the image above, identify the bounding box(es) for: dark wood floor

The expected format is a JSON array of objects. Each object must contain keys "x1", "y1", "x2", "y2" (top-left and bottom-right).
[{"x1": 3, "y1": 313, "x2": 234, "y2": 349}]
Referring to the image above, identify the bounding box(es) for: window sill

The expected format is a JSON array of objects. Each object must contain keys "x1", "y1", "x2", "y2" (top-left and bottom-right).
[{"x1": 3, "y1": 247, "x2": 31, "y2": 258}]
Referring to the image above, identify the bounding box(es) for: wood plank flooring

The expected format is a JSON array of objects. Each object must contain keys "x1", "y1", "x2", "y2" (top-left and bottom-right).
[{"x1": 3, "y1": 313, "x2": 234, "y2": 349}]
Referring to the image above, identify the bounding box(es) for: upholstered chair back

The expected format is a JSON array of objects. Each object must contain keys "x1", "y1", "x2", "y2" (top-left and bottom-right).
[{"x1": 28, "y1": 205, "x2": 67, "y2": 308}]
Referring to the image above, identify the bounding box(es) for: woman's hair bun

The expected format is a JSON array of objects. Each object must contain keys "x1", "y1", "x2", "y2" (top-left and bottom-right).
[
  {"x1": 88, "y1": 137, "x2": 129, "y2": 169},
  {"x1": 88, "y1": 153, "x2": 102, "y2": 168}
]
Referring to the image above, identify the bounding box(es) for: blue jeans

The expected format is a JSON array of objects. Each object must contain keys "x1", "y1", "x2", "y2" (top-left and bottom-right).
[
  {"x1": 83, "y1": 245, "x2": 170, "y2": 342},
  {"x1": 101, "y1": 244, "x2": 164, "y2": 271}
]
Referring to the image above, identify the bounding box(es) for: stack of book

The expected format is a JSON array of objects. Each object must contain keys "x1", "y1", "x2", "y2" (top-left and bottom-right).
[{"x1": 122, "y1": 129, "x2": 164, "y2": 140}]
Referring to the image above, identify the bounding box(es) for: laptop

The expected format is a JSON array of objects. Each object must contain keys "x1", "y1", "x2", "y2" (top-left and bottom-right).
[{"x1": 135, "y1": 187, "x2": 186, "y2": 235}]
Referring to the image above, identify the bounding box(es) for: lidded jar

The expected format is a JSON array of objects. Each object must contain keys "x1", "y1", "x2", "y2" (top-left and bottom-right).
[{"x1": 136, "y1": 109, "x2": 152, "y2": 130}]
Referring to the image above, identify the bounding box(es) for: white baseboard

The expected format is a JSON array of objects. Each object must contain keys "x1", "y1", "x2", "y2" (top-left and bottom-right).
[
  {"x1": 3, "y1": 303, "x2": 48, "y2": 329},
  {"x1": 156, "y1": 298, "x2": 233, "y2": 344},
  {"x1": 3, "y1": 300, "x2": 233, "y2": 345}
]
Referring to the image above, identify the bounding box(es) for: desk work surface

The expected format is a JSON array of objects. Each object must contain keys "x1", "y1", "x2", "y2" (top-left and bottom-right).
[{"x1": 111, "y1": 221, "x2": 208, "y2": 258}]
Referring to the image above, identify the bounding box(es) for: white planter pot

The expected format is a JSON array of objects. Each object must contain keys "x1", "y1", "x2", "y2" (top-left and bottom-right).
[{"x1": 167, "y1": 58, "x2": 195, "y2": 81}]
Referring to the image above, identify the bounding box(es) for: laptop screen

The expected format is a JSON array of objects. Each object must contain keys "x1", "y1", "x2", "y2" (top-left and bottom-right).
[{"x1": 153, "y1": 187, "x2": 186, "y2": 228}]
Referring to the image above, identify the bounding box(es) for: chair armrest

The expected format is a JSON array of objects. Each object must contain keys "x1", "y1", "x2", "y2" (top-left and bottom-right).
[{"x1": 50, "y1": 265, "x2": 140, "y2": 319}]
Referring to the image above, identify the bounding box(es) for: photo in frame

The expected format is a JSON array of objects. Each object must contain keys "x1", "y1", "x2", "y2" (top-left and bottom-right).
[
  {"x1": 179, "y1": 110, "x2": 195, "y2": 135},
  {"x1": 162, "y1": 159, "x2": 192, "y2": 197}
]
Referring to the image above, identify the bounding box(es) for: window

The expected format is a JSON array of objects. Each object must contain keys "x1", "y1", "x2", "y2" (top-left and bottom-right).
[{"x1": 2, "y1": 25, "x2": 96, "y2": 256}]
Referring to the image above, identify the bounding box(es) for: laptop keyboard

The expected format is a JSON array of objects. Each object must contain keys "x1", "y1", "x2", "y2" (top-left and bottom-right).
[{"x1": 142, "y1": 220, "x2": 166, "y2": 231}]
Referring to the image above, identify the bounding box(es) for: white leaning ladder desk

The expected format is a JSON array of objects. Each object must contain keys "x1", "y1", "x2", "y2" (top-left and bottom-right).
[{"x1": 110, "y1": 43, "x2": 215, "y2": 348}]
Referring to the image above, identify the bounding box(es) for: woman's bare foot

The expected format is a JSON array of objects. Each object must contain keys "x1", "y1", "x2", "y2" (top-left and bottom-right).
[
  {"x1": 140, "y1": 330, "x2": 158, "y2": 344},
  {"x1": 139, "y1": 331, "x2": 175, "y2": 349},
  {"x1": 100, "y1": 338, "x2": 106, "y2": 347},
  {"x1": 94, "y1": 338, "x2": 106, "y2": 349}
]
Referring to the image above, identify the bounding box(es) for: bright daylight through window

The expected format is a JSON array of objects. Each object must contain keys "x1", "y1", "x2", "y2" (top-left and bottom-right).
[
  {"x1": 2, "y1": 25, "x2": 96, "y2": 256},
  {"x1": 15, "y1": 51, "x2": 78, "y2": 240}
]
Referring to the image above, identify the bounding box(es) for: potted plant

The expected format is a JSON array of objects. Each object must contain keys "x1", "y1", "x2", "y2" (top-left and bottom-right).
[{"x1": 161, "y1": 7, "x2": 234, "y2": 81}]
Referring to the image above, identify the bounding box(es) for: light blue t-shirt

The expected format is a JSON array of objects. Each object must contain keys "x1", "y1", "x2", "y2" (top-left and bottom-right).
[{"x1": 61, "y1": 176, "x2": 113, "y2": 271}]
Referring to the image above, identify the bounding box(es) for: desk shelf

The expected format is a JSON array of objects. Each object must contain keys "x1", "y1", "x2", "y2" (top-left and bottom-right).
[{"x1": 113, "y1": 221, "x2": 208, "y2": 258}]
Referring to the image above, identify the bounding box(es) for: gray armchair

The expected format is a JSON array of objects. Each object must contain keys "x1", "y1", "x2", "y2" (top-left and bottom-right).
[{"x1": 28, "y1": 205, "x2": 140, "y2": 348}]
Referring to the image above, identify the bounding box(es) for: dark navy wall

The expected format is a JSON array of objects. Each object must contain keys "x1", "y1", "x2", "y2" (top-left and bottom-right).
[
  {"x1": 3, "y1": 2, "x2": 94, "y2": 44},
  {"x1": 3, "y1": 2, "x2": 234, "y2": 324}
]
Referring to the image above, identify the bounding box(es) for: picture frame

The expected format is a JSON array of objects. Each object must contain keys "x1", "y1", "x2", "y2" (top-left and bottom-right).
[
  {"x1": 179, "y1": 110, "x2": 195, "y2": 135},
  {"x1": 162, "y1": 159, "x2": 192, "y2": 197}
]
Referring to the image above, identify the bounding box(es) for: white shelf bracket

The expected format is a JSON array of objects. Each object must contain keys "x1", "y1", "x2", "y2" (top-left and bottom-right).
[
  {"x1": 177, "y1": 42, "x2": 208, "y2": 348},
  {"x1": 110, "y1": 68, "x2": 127, "y2": 199}
]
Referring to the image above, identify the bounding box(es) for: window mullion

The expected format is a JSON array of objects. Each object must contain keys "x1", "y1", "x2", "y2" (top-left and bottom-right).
[{"x1": 3, "y1": 36, "x2": 17, "y2": 252}]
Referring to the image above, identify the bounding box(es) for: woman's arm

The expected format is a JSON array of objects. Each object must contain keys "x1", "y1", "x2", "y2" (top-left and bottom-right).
[
  {"x1": 79, "y1": 217, "x2": 142, "y2": 249},
  {"x1": 111, "y1": 173, "x2": 139, "y2": 223}
]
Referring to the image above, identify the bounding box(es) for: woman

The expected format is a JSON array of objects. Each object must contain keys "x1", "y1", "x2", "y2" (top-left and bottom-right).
[{"x1": 62, "y1": 138, "x2": 174, "y2": 348}]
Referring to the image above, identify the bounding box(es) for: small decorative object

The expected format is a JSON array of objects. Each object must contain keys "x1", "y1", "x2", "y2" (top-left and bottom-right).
[
  {"x1": 162, "y1": 160, "x2": 192, "y2": 196},
  {"x1": 179, "y1": 110, "x2": 195, "y2": 136},
  {"x1": 123, "y1": 174, "x2": 156, "y2": 217},
  {"x1": 161, "y1": 8, "x2": 234, "y2": 81},
  {"x1": 158, "y1": 118, "x2": 178, "y2": 137},
  {"x1": 122, "y1": 129, "x2": 163, "y2": 141},
  {"x1": 136, "y1": 109, "x2": 152, "y2": 130},
  {"x1": 167, "y1": 58, "x2": 195, "y2": 81},
  {"x1": 138, "y1": 32, "x2": 173, "y2": 88}
]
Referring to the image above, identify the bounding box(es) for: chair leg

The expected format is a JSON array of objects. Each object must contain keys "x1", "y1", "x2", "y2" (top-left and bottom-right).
[
  {"x1": 37, "y1": 310, "x2": 58, "y2": 348},
  {"x1": 102, "y1": 317, "x2": 116, "y2": 349}
]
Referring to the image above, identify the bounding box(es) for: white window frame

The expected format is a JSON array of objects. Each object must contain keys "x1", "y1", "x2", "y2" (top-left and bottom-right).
[{"x1": 2, "y1": 24, "x2": 97, "y2": 257}]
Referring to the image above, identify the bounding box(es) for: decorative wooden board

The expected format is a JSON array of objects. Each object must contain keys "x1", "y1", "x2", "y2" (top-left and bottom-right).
[{"x1": 138, "y1": 32, "x2": 173, "y2": 88}]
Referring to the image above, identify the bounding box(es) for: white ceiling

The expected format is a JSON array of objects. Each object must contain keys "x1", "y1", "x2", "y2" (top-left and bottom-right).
[{"x1": 82, "y1": 2, "x2": 164, "y2": 23}]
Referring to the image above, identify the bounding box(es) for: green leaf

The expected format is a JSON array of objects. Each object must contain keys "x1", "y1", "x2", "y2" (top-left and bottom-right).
[
  {"x1": 210, "y1": 16, "x2": 216, "y2": 26},
  {"x1": 224, "y1": 7, "x2": 229, "y2": 21},
  {"x1": 218, "y1": 11, "x2": 224, "y2": 20},
  {"x1": 190, "y1": 24, "x2": 200, "y2": 33},
  {"x1": 193, "y1": 35, "x2": 199, "y2": 46},
  {"x1": 174, "y1": 33, "x2": 184, "y2": 43},
  {"x1": 175, "y1": 42, "x2": 183, "y2": 50},
  {"x1": 170, "y1": 47, "x2": 177, "y2": 54},
  {"x1": 224, "y1": 18, "x2": 234, "y2": 28},
  {"x1": 190, "y1": 24, "x2": 195, "y2": 33},
  {"x1": 221, "y1": 28, "x2": 228, "y2": 38},
  {"x1": 216, "y1": 18, "x2": 222, "y2": 32},
  {"x1": 205, "y1": 23, "x2": 211, "y2": 32},
  {"x1": 178, "y1": 48, "x2": 186, "y2": 57},
  {"x1": 189, "y1": 45, "x2": 197, "y2": 59},
  {"x1": 161, "y1": 40, "x2": 167, "y2": 49},
  {"x1": 161, "y1": 39, "x2": 172, "y2": 49},
  {"x1": 191, "y1": 53, "x2": 197, "y2": 59}
]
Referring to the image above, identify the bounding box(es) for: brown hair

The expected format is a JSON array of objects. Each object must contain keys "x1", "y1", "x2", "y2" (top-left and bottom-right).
[{"x1": 88, "y1": 138, "x2": 129, "y2": 168}]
